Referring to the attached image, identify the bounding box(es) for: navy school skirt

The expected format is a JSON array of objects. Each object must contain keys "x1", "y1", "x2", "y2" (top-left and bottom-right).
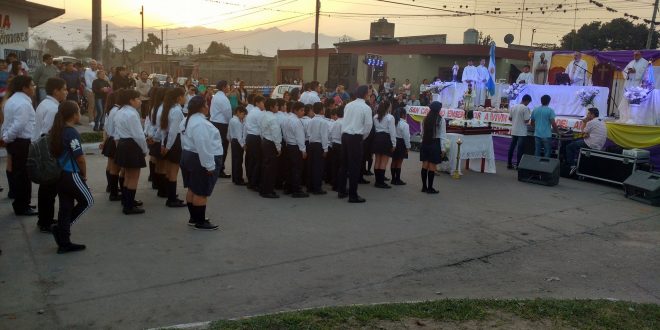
[
  {"x1": 180, "y1": 150, "x2": 221, "y2": 197},
  {"x1": 101, "y1": 136, "x2": 117, "y2": 158},
  {"x1": 148, "y1": 140, "x2": 163, "y2": 159},
  {"x1": 164, "y1": 134, "x2": 182, "y2": 163},
  {"x1": 115, "y1": 138, "x2": 146, "y2": 168},
  {"x1": 372, "y1": 132, "x2": 393, "y2": 157},
  {"x1": 419, "y1": 138, "x2": 442, "y2": 164},
  {"x1": 392, "y1": 137, "x2": 408, "y2": 160}
]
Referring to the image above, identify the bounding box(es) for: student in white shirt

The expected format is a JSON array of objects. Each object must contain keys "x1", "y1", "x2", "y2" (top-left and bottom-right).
[
  {"x1": 228, "y1": 106, "x2": 247, "y2": 185},
  {"x1": 183, "y1": 85, "x2": 197, "y2": 114},
  {"x1": 179, "y1": 96, "x2": 221, "y2": 231},
  {"x1": 507, "y1": 94, "x2": 532, "y2": 169},
  {"x1": 329, "y1": 106, "x2": 344, "y2": 192},
  {"x1": 146, "y1": 88, "x2": 168, "y2": 196},
  {"x1": 306, "y1": 102, "x2": 330, "y2": 194},
  {"x1": 160, "y1": 88, "x2": 187, "y2": 208},
  {"x1": 391, "y1": 107, "x2": 411, "y2": 185},
  {"x1": 516, "y1": 65, "x2": 534, "y2": 84},
  {"x1": 245, "y1": 95, "x2": 265, "y2": 190},
  {"x1": 300, "y1": 81, "x2": 321, "y2": 105},
  {"x1": 284, "y1": 102, "x2": 309, "y2": 198},
  {"x1": 275, "y1": 98, "x2": 290, "y2": 190},
  {"x1": 209, "y1": 80, "x2": 232, "y2": 178},
  {"x1": 34, "y1": 78, "x2": 68, "y2": 232},
  {"x1": 372, "y1": 100, "x2": 397, "y2": 189},
  {"x1": 1, "y1": 76, "x2": 38, "y2": 216},
  {"x1": 114, "y1": 90, "x2": 148, "y2": 215},
  {"x1": 259, "y1": 98, "x2": 282, "y2": 198},
  {"x1": 336, "y1": 85, "x2": 373, "y2": 203},
  {"x1": 100, "y1": 92, "x2": 122, "y2": 202}
]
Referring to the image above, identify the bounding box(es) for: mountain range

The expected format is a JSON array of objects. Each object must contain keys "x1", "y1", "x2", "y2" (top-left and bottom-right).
[{"x1": 33, "y1": 19, "x2": 352, "y2": 57}]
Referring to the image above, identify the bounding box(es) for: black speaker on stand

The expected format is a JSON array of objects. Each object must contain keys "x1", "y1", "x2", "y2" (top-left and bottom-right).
[{"x1": 517, "y1": 155, "x2": 560, "y2": 186}]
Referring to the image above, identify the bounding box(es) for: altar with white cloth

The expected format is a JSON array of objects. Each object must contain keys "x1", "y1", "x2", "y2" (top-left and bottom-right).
[
  {"x1": 512, "y1": 85, "x2": 609, "y2": 117},
  {"x1": 617, "y1": 89, "x2": 660, "y2": 126},
  {"x1": 446, "y1": 133, "x2": 497, "y2": 175},
  {"x1": 432, "y1": 83, "x2": 508, "y2": 109}
]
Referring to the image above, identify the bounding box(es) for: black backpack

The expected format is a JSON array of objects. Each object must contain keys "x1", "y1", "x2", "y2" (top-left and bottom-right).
[{"x1": 27, "y1": 135, "x2": 62, "y2": 184}]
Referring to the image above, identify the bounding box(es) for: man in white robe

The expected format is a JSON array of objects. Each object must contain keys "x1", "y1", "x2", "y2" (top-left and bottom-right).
[
  {"x1": 565, "y1": 52, "x2": 589, "y2": 86},
  {"x1": 461, "y1": 59, "x2": 479, "y2": 108},
  {"x1": 516, "y1": 65, "x2": 534, "y2": 84},
  {"x1": 475, "y1": 59, "x2": 490, "y2": 106},
  {"x1": 623, "y1": 51, "x2": 649, "y2": 89}
]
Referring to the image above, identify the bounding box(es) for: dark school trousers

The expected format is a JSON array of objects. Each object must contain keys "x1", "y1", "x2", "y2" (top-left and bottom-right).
[
  {"x1": 307, "y1": 142, "x2": 324, "y2": 192},
  {"x1": 276, "y1": 138, "x2": 288, "y2": 189},
  {"x1": 213, "y1": 122, "x2": 229, "y2": 172},
  {"x1": 245, "y1": 134, "x2": 261, "y2": 188},
  {"x1": 37, "y1": 183, "x2": 58, "y2": 227},
  {"x1": 330, "y1": 143, "x2": 342, "y2": 190},
  {"x1": 7, "y1": 139, "x2": 32, "y2": 214},
  {"x1": 337, "y1": 134, "x2": 363, "y2": 198},
  {"x1": 286, "y1": 144, "x2": 304, "y2": 193},
  {"x1": 230, "y1": 139, "x2": 245, "y2": 183},
  {"x1": 260, "y1": 139, "x2": 278, "y2": 194}
]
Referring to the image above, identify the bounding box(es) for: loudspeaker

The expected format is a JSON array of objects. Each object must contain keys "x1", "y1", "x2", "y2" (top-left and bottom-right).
[
  {"x1": 517, "y1": 155, "x2": 559, "y2": 186},
  {"x1": 623, "y1": 171, "x2": 660, "y2": 206}
]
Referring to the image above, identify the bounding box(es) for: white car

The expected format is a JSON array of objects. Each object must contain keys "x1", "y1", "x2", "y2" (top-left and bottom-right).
[{"x1": 270, "y1": 84, "x2": 301, "y2": 99}]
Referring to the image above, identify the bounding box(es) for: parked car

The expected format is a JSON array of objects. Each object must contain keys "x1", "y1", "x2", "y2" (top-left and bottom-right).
[
  {"x1": 53, "y1": 56, "x2": 80, "y2": 64},
  {"x1": 270, "y1": 84, "x2": 301, "y2": 99},
  {"x1": 148, "y1": 73, "x2": 168, "y2": 86}
]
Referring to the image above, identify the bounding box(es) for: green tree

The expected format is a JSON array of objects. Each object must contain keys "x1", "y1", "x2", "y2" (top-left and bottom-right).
[
  {"x1": 206, "y1": 41, "x2": 232, "y2": 55},
  {"x1": 560, "y1": 18, "x2": 658, "y2": 50},
  {"x1": 44, "y1": 40, "x2": 68, "y2": 56}
]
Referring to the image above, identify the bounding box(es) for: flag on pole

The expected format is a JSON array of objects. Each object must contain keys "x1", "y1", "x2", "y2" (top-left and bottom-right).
[{"x1": 487, "y1": 42, "x2": 496, "y2": 96}]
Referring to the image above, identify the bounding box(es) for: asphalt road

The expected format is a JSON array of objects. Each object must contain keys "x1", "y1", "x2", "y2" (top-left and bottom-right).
[{"x1": 1, "y1": 153, "x2": 658, "y2": 329}]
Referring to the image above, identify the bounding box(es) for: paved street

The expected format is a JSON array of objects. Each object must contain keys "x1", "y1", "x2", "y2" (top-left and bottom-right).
[{"x1": 1, "y1": 154, "x2": 659, "y2": 329}]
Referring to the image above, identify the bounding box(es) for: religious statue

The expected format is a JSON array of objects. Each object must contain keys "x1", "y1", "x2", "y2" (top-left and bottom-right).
[{"x1": 534, "y1": 53, "x2": 548, "y2": 84}]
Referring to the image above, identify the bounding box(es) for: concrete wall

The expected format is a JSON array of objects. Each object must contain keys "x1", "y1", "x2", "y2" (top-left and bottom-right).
[
  {"x1": 197, "y1": 57, "x2": 276, "y2": 85},
  {"x1": 277, "y1": 56, "x2": 329, "y2": 84}
]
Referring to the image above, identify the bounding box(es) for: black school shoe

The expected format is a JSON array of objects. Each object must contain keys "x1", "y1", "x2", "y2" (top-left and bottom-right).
[
  {"x1": 123, "y1": 206, "x2": 145, "y2": 215},
  {"x1": 57, "y1": 243, "x2": 86, "y2": 254},
  {"x1": 188, "y1": 217, "x2": 210, "y2": 226},
  {"x1": 374, "y1": 182, "x2": 391, "y2": 189},
  {"x1": 348, "y1": 196, "x2": 366, "y2": 203},
  {"x1": 194, "y1": 221, "x2": 219, "y2": 230},
  {"x1": 391, "y1": 180, "x2": 406, "y2": 186},
  {"x1": 260, "y1": 192, "x2": 280, "y2": 199},
  {"x1": 166, "y1": 199, "x2": 186, "y2": 208},
  {"x1": 426, "y1": 188, "x2": 439, "y2": 194},
  {"x1": 292, "y1": 191, "x2": 310, "y2": 198}
]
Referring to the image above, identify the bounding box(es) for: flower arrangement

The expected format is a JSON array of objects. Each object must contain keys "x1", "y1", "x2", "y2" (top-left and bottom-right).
[
  {"x1": 503, "y1": 83, "x2": 526, "y2": 99},
  {"x1": 576, "y1": 88, "x2": 600, "y2": 107},
  {"x1": 624, "y1": 86, "x2": 652, "y2": 105},
  {"x1": 426, "y1": 80, "x2": 452, "y2": 94}
]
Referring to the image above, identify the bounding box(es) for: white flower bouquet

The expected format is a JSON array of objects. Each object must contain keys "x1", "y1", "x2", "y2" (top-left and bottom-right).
[
  {"x1": 624, "y1": 86, "x2": 652, "y2": 105},
  {"x1": 576, "y1": 88, "x2": 600, "y2": 107},
  {"x1": 503, "y1": 83, "x2": 526, "y2": 99},
  {"x1": 426, "y1": 81, "x2": 452, "y2": 94}
]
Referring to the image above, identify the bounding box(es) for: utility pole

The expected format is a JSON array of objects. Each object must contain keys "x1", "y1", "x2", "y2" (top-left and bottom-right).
[
  {"x1": 518, "y1": 0, "x2": 526, "y2": 44},
  {"x1": 105, "y1": 23, "x2": 108, "y2": 61},
  {"x1": 91, "y1": 0, "x2": 102, "y2": 62},
  {"x1": 161, "y1": 29, "x2": 164, "y2": 55},
  {"x1": 140, "y1": 5, "x2": 144, "y2": 61},
  {"x1": 313, "y1": 0, "x2": 320, "y2": 81},
  {"x1": 572, "y1": 0, "x2": 577, "y2": 50},
  {"x1": 646, "y1": 0, "x2": 659, "y2": 49},
  {"x1": 122, "y1": 39, "x2": 125, "y2": 66}
]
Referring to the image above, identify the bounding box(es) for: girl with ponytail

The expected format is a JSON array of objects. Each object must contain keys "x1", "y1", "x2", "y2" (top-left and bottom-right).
[
  {"x1": 49, "y1": 100, "x2": 93, "y2": 253},
  {"x1": 159, "y1": 87, "x2": 186, "y2": 208}
]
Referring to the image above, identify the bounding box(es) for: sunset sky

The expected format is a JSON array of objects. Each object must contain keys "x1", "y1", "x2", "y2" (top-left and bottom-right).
[{"x1": 32, "y1": 0, "x2": 657, "y2": 51}]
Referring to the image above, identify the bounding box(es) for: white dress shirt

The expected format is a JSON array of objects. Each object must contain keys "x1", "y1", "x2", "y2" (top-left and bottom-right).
[
  {"x1": 162, "y1": 104, "x2": 185, "y2": 150},
  {"x1": 33, "y1": 96, "x2": 59, "y2": 141},
  {"x1": 228, "y1": 115, "x2": 246, "y2": 147},
  {"x1": 396, "y1": 120, "x2": 411, "y2": 149},
  {"x1": 584, "y1": 118, "x2": 606, "y2": 150},
  {"x1": 209, "y1": 91, "x2": 232, "y2": 124},
  {"x1": 373, "y1": 114, "x2": 397, "y2": 147},
  {"x1": 509, "y1": 104, "x2": 531, "y2": 136},
  {"x1": 183, "y1": 94, "x2": 195, "y2": 114},
  {"x1": 246, "y1": 104, "x2": 256, "y2": 114},
  {"x1": 180, "y1": 112, "x2": 223, "y2": 171},
  {"x1": 260, "y1": 111, "x2": 282, "y2": 152},
  {"x1": 461, "y1": 65, "x2": 478, "y2": 83},
  {"x1": 106, "y1": 105, "x2": 120, "y2": 139},
  {"x1": 329, "y1": 118, "x2": 343, "y2": 144},
  {"x1": 147, "y1": 106, "x2": 164, "y2": 141},
  {"x1": 1, "y1": 92, "x2": 35, "y2": 143},
  {"x1": 245, "y1": 108, "x2": 262, "y2": 136},
  {"x1": 284, "y1": 115, "x2": 306, "y2": 152},
  {"x1": 516, "y1": 72, "x2": 534, "y2": 84},
  {"x1": 300, "y1": 91, "x2": 321, "y2": 105},
  {"x1": 341, "y1": 98, "x2": 373, "y2": 140},
  {"x1": 115, "y1": 105, "x2": 148, "y2": 154},
  {"x1": 307, "y1": 115, "x2": 330, "y2": 152},
  {"x1": 301, "y1": 116, "x2": 312, "y2": 141},
  {"x1": 84, "y1": 68, "x2": 97, "y2": 91},
  {"x1": 565, "y1": 59, "x2": 589, "y2": 86}
]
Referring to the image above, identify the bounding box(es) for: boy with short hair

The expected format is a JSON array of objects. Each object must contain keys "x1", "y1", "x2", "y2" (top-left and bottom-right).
[
  {"x1": 307, "y1": 102, "x2": 330, "y2": 194},
  {"x1": 229, "y1": 106, "x2": 248, "y2": 185},
  {"x1": 284, "y1": 102, "x2": 308, "y2": 198}
]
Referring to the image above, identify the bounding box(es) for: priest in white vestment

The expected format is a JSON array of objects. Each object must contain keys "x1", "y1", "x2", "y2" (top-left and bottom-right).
[
  {"x1": 475, "y1": 59, "x2": 490, "y2": 106},
  {"x1": 565, "y1": 52, "x2": 589, "y2": 86},
  {"x1": 516, "y1": 65, "x2": 534, "y2": 84},
  {"x1": 461, "y1": 59, "x2": 479, "y2": 108},
  {"x1": 623, "y1": 51, "x2": 649, "y2": 89}
]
